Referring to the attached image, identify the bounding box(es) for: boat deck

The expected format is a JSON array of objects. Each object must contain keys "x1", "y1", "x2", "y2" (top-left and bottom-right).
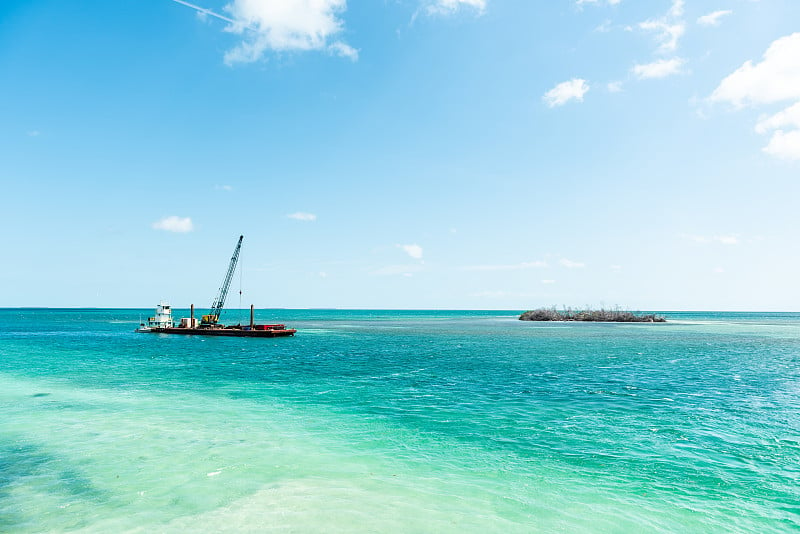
[{"x1": 142, "y1": 326, "x2": 296, "y2": 337}]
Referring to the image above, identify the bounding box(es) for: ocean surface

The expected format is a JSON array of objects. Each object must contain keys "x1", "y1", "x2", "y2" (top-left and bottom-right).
[{"x1": 1, "y1": 309, "x2": 798, "y2": 533}]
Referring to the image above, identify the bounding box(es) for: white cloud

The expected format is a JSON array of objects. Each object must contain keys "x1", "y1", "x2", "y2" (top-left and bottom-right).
[
  {"x1": 287, "y1": 212, "x2": 317, "y2": 221},
  {"x1": 463, "y1": 261, "x2": 547, "y2": 271},
  {"x1": 215, "y1": 184, "x2": 233, "y2": 191},
  {"x1": 755, "y1": 101, "x2": 800, "y2": 134},
  {"x1": 559, "y1": 258, "x2": 585, "y2": 269},
  {"x1": 638, "y1": 0, "x2": 685, "y2": 54},
  {"x1": 607, "y1": 81, "x2": 623, "y2": 93},
  {"x1": 152, "y1": 216, "x2": 194, "y2": 233},
  {"x1": 710, "y1": 33, "x2": 800, "y2": 108},
  {"x1": 697, "y1": 10, "x2": 732, "y2": 27},
  {"x1": 632, "y1": 57, "x2": 684, "y2": 79},
  {"x1": 762, "y1": 130, "x2": 800, "y2": 161},
  {"x1": 710, "y1": 33, "x2": 800, "y2": 161},
  {"x1": 426, "y1": 0, "x2": 486, "y2": 16},
  {"x1": 543, "y1": 78, "x2": 589, "y2": 107},
  {"x1": 397, "y1": 244, "x2": 423, "y2": 260},
  {"x1": 221, "y1": 0, "x2": 352, "y2": 64},
  {"x1": 541, "y1": 279, "x2": 556, "y2": 284},
  {"x1": 170, "y1": 0, "x2": 355, "y2": 63}
]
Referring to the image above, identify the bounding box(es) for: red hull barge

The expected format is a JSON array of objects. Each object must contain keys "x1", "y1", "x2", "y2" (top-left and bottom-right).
[
  {"x1": 137, "y1": 237, "x2": 296, "y2": 339},
  {"x1": 143, "y1": 325, "x2": 296, "y2": 338}
]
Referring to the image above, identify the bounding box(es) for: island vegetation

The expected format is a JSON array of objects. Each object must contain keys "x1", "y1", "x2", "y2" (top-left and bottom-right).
[{"x1": 519, "y1": 307, "x2": 666, "y2": 323}]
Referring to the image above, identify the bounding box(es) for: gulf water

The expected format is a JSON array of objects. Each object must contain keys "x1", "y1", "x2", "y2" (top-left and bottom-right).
[{"x1": 1, "y1": 309, "x2": 798, "y2": 532}]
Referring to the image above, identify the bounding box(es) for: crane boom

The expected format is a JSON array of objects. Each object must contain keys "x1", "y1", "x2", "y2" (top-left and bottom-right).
[{"x1": 201, "y1": 235, "x2": 243, "y2": 326}]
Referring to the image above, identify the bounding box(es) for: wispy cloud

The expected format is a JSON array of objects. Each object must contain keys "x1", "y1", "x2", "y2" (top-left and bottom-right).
[
  {"x1": 683, "y1": 234, "x2": 739, "y2": 245},
  {"x1": 639, "y1": 0, "x2": 685, "y2": 54},
  {"x1": 27, "y1": 130, "x2": 40, "y2": 137},
  {"x1": 716, "y1": 235, "x2": 740, "y2": 245},
  {"x1": 543, "y1": 78, "x2": 589, "y2": 107},
  {"x1": 668, "y1": 0, "x2": 684, "y2": 18},
  {"x1": 576, "y1": 0, "x2": 621, "y2": 6},
  {"x1": 371, "y1": 264, "x2": 424, "y2": 276},
  {"x1": 632, "y1": 57, "x2": 684, "y2": 79},
  {"x1": 287, "y1": 212, "x2": 317, "y2": 221},
  {"x1": 594, "y1": 19, "x2": 612, "y2": 33},
  {"x1": 215, "y1": 184, "x2": 233, "y2": 191},
  {"x1": 697, "y1": 10, "x2": 732, "y2": 27},
  {"x1": 541, "y1": 279, "x2": 556, "y2": 284},
  {"x1": 170, "y1": 0, "x2": 239, "y2": 25},
  {"x1": 469, "y1": 290, "x2": 540, "y2": 298},
  {"x1": 152, "y1": 216, "x2": 194, "y2": 233},
  {"x1": 462, "y1": 261, "x2": 547, "y2": 271},
  {"x1": 397, "y1": 244, "x2": 423, "y2": 260},
  {"x1": 327, "y1": 41, "x2": 359, "y2": 61},
  {"x1": 469, "y1": 290, "x2": 511, "y2": 298},
  {"x1": 559, "y1": 258, "x2": 585, "y2": 268},
  {"x1": 425, "y1": 0, "x2": 486, "y2": 16}
]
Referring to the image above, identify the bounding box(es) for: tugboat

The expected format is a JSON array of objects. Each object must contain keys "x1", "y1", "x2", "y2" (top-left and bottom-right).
[
  {"x1": 135, "y1": 302, "x2": 174, "y2": 332},
  {"x1": 136, "y1": 236, "x2": 296, "y2": 338}
]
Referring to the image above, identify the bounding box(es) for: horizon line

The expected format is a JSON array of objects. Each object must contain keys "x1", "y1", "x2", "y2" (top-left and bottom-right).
[{"x1": 1, "y1": 307, "x2": 798, "y2": 313}]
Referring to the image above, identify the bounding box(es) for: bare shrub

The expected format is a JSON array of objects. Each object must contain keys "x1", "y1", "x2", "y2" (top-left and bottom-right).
[{"x1": 519, "y1": 307, "x2": 665, "y2": 323}]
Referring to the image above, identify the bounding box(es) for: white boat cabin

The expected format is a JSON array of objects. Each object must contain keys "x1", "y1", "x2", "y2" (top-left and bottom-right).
[{"x1": 146, "y1": 302, "x2": 174, "y2": 328}]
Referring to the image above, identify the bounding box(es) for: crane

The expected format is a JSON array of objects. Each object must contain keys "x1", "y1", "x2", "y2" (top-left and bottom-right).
[{"x1": 201, "y1": 235, "x2": 243, "y2": 326}]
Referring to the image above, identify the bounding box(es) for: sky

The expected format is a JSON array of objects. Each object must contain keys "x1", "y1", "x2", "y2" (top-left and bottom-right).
[{"x1": 1, "y1": 0, "x2": 800, "y2": 310}]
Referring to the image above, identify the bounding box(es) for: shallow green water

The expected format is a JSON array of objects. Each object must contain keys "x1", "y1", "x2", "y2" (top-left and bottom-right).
[{"x1": 1, "y1": 309, "x2": 798, "y2": 532}]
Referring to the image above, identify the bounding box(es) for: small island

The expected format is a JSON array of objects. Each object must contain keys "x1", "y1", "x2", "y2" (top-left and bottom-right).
[{"x1": 519, "y1": 307, "x2": 666, "y2": 323}]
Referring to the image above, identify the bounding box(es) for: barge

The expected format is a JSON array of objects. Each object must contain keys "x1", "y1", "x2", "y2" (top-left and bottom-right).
[
  {"x1": 135, "y1": 235, "x2": 296, "y2": 338},
  {"x1": 137, "y1": 303, "x2": 296, "y2": 338},
  {"x1": 146, "y1": 326, "x2": 295, "y2": 337}
]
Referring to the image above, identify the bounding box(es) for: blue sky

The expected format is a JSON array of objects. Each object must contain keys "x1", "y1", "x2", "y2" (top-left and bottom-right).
[{"x1": 2, "y1": 0, "x2": 800, "y2": 310}]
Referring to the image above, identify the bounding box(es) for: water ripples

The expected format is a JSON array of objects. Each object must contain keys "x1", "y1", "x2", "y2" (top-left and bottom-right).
[{"x1": 1, "y1": 310, "x2": 799, "y2": 531}]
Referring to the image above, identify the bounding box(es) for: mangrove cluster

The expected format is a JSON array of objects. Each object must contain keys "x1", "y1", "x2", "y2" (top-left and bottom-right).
[{"x1": 519, "y1": 308, "x2": 666, "y2": 323}]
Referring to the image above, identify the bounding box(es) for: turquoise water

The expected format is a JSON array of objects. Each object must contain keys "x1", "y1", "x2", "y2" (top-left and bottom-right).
[{"x1": 1, "y1": 309, "x2": 798, "y2": 532}]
